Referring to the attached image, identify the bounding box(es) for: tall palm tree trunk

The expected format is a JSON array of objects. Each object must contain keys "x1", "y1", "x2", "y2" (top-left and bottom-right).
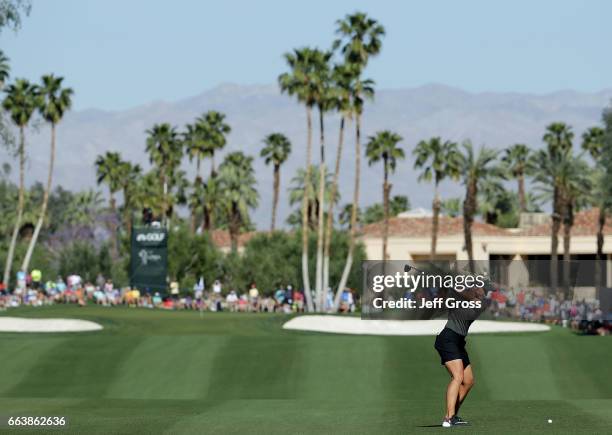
[
  {"x1": 271, "y1": 164, "x2": 280, "y2": 231},
  {"x1": 109, "y1": 194, "x2": 118, "y2": 259},
  {"x1": 229, "y1": 202, "x2": 240, "y2": 253},
  {"x1": 335, "y1": 114, "x2": 361, "y2": 309},
  {"x1": 595, "y1": 207, "x2": 606, "y2": 296},
  {"x1": 518, "y1": 173, "x2": 526, "y2": 212},
  {"x1": 324, "y1": 116, "x2": 345, "y2": 308},
  {"x1": 22, "y1": 124, "x2": 57, "y2": 273},
  {"x1": 192, "y1": 157, "x2": 202, "y2": 233},
  {"x1": 3, "y1": 126, "x2": 26, "y2": 286},
  {"x1": 463, "y1": 180, "x2": 476, "y2": 273},
  {"x1": 309, "y1": 200, "x2": 317, "y2": 230},
  {"x1": 430, "y1": 181, "x2": 440, "y2": 260},
  {"x1": 160, "y1": 170, "x2": 167, "y2": 220},
  {"x1": 315, "y1": 108, "x2": 326, "y2": 311},
  {"x1": 124, "y1": 188, "x2": 133, "y2": 238},
  {"x1": 189, "y1": 181, "x2": 197, "y2": 234},
  {"x1": 382, "y1": 159, "x2": 390, "y2": 261},
  {"x1": 301, "y1": 107, "x2": 314, "y2": 312},
  {"x1": 550, "y1": 188, "x2": 560, "y2": 295},
  {"x1": 550, "y1": 220, "x2": 560, "y2": 293},
  {"x1": 202, "y1": 208, "x2": 211, "y2": 232},
  {"x1": 562, "y1": 201, "x2": 573, "y2": 298},
  {"x1": 208, "y1": 181, "x2": 216, "y2": 231}
]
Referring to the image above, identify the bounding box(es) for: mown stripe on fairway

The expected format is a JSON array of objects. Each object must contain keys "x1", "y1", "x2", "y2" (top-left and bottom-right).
[
  {"x1": 288, "y1": 335, "x2": 388, "y2": 400},
  {"x1": 132, "y1": 398, "x2": 612, "y2": 435},
  {"x1": 546, "y1": 334, "x2": 612, "y2": 399},
  {"x1": 0, "y1": 336, "x2": 70, "y2": 396},
  {"x1": 381, "y1": 335, "x2": 446, "y2": 401},
  {"x1": 6, "y1": 335, "x2": 144, "y2": 398},
  {"x1": 105, "y1": 335, "x2": 228, "y2": 400},
  {"x1": 206, "y1": 335, "x2": 300, "y2": 399},
  {"x1": 468, "y1": 332, "x2": 562, "y2": 400}
]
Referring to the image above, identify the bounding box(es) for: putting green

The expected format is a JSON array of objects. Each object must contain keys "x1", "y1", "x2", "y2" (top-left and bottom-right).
[{"x1": 0, "y1": 306, "x2": 610, "y2": 434}]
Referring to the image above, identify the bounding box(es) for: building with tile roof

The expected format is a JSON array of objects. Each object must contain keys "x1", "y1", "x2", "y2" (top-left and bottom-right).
[{"x1": 359, "y1": 208, "x2": 612, "y2": 297}]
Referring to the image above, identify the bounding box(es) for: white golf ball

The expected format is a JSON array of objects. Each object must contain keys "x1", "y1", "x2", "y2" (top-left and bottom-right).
[{"x1": 548, "y1": 419, "x2": 552, "y2": 424}]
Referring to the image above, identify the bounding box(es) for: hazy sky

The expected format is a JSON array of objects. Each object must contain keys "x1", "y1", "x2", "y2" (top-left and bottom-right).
[{"x1": 2, "y1": 0, "x2": 611, "y2": 111}]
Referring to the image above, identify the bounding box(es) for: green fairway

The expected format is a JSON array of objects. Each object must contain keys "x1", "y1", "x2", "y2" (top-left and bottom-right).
[{"x1": 0, "y1": 306, "x2": 610, "y2": 434}]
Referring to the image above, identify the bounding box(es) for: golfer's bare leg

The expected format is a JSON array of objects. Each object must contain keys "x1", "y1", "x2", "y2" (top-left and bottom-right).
[
  {"x1": 443, "y1": 359, "x2": 464, "y2": 419},
  {"x1": 455, "y1": 364, "x2": 474, "y2": 415}
]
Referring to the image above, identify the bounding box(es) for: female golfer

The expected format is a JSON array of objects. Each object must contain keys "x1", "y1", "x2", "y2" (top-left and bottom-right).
[{"x1": 434, "y1": 285, "x2": 487, "y2": 428}]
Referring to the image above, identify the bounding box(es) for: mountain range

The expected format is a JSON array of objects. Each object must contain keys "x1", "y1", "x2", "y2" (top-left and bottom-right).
[{"x1": 5, "y1": 83, "x2": 612, "y2": 229}]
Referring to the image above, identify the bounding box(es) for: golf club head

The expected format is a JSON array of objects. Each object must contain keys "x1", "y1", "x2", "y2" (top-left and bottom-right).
[{"x1": 404, "y1": 264, "x2": 412, "y2": 273}]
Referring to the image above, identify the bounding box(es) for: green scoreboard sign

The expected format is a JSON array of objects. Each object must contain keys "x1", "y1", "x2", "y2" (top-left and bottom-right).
[{"x1": 130, "y1": 227, "x2": 168, "y2": 292}]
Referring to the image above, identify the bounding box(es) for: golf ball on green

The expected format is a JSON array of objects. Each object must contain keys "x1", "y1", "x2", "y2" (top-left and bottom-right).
[{"x1": 548, "y1": 419, "x2": 552, "y2": 423}]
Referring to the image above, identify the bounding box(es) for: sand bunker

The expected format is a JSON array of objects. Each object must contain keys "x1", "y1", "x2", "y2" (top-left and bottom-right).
[
  {"x1": 283, "y1": 315, "x2": 550, "y2": 336},
  {"x1": 0, "y1": 317, "x2": 103, "y2": 333}
]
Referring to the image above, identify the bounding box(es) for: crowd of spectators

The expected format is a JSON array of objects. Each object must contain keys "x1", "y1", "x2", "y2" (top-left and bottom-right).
[
  {"x1": 0, "y1": 270, "x2": 358, "y2": 314},
  {"x1": 486, "y1": 287, "x2": 610, "y2": 336},
  {"x1": 1, "y1": 270, "x2": 607, "y2": 336},
  {"x1": 405, "y1": 282, "x2": 609, "y2": 336}
]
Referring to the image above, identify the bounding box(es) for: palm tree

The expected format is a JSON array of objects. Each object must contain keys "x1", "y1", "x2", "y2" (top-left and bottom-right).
[
  {"x1": 2, "y1": 78, "x2": 38, "y2": 287},
  {"x1": 183, "y1": 122, "x2": 206, "y2": 232},
  {"x1": 279, "y1": 47, "x2": 324, "y2": 311},
  {"x1": 458, "y1": 141, "x2": 504, "y2": 271},
  {"x1": 201, "y1": 177, "x2": 220, "y2": 232},
  {"x1": 333, "y1": 12, "x2": 384, "y2": 310},
  {"x1": 118, "y1": 160, "x2": 141, "y2": 237},
  {"x1": 187, "y1": 179, "x2": 205, "y2": 233},
  {"x1": 338, "y1": 203, "x2": 360, "y2": 229},
  {"x1": 217, "y1": 152, "x2": 259, "y2": 252},
  {"x1": 287, "y1": 165, "x2": 335, "y2": 231},
  {"x1": 145, "y1": 123, "x2": 182, "y2": 226},
  {"x1": 95, "y1": 151, "x2": 123, "y2": 258},
  {"x1": 196, "y1": 112, "x2": 230, "y2": 229},
  {"x1": 413, "y1": 137, "x2": 461, "y2": 259},
  {"x1": 183, "y1": 122, "x2": 206, "y2": 183},
  {"x1": 542, "y1": 122, "x2": 574, "y2": 294},
  {"x1": 198, "y1": 110, "x2": 230, "y2": 178},
  {"x1": 166, "y1": 168, "x2": 189, "y2": 221},
  {"x1": 361, "y1": 196, "x2": 410, "y2": 224},
  {"x1": 65, "y1": 190, "x2": 104, "y2": 227},
  {"x1": 21, "y1": 74, "x2": 73, "y2": 274},
  {"x1": 501, "y1": 144, "x2": 532, "y2": 212},
  {"x1": 323, "y1": 62, "x2": 359, "y2": 301},
  {"x1": 131, "y1": 170, "x2": 163, "y2": 223},
  {"x1": 366, "y1": 131, "x2": 404, "y2": 261},
  {"x1": 478, "y1": 179, "x2": 508, "y2": 225},
  {"x1": 311, "y1": 49, "x2": 333, "y2": 311},
  {"x1": 581, "y1": 126, "x2": 606, "y2": 292},
  {"x1": 559, "y1": 155, "x2": 591, "y2": 296},
  {"x1": 333, "y1": 12, "x2": 385, "y2": 69},
  {"x1": 535, "y1": 151, "x2": 591, "y2": 296},
  {"x1": 532, "y1": 149, "x2": 567, "y2": 292},
  {"x1": 582, "y1": 127, "x2": 605, "y2": 160},
  {"x1": 260, "y1": 133, "x2": 291, "y2": 231}
]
